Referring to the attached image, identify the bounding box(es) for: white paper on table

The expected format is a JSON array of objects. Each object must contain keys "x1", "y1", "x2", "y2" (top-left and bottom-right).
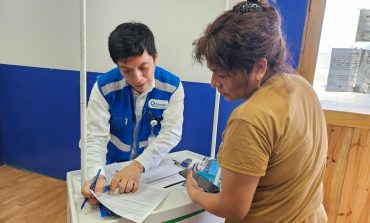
[
  {"x1": 146, "y1": 173, "x2": 185, "y2": 188},
  {"x1": 141, "y1": 158, "x2": 184, "y2": 184},
  {"x1": 90, "y1": 184, "x2": 169, "y2": 223},
  {"x1": 104, "y1": 158, "x2": 184, "y2": 186}
]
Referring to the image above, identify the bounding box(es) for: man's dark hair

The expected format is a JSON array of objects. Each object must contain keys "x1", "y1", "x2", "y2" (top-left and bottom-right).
[{"x1": 108, "y1": 22, "x2": 157, "y2": 64}]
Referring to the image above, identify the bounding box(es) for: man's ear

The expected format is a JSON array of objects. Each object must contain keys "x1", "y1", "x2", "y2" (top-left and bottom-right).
[{"x1": 154, "y1": 52, "x2": 159, "y2": 64}]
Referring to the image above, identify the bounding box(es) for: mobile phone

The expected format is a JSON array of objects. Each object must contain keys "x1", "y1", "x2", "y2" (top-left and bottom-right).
[{"x1": 179, "y1": 169, "x2": 220, "y2": 193}]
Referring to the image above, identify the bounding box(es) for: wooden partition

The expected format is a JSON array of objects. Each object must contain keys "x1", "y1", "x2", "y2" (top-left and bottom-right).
[
  {"x1": 298, "y1": 0, "x2": 370, "y2": 220},
  {"x1": 324, "y1": 123, "x2": 370, "y2": 222}
]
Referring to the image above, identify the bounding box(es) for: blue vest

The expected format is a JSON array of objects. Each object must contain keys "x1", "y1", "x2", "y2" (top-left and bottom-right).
[{"x1": 97, "y1": 66, "x2": 180, "y2": 164}]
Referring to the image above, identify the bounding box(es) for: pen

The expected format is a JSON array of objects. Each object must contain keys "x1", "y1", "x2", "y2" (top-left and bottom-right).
[
  {"x1": 81, "y1": 168, "x2": 101, "y2": 210},
  {"x1": 164, "y1": 180, "x2": 186, "y2": 188},
  {"x1": 172, "y1": 159, "x2": 181, "y2": 166}
]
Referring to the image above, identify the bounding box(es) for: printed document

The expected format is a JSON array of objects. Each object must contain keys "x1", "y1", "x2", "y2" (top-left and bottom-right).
[
  {"x1": 326, "y1": 48, "x2": 362, "y2": 92},
  {"x1": 90, "y1": 184, "x2": 169, "y2": 223},
  {"x1": 326, "y1": 48, "x2": 370, "y2": 93}
]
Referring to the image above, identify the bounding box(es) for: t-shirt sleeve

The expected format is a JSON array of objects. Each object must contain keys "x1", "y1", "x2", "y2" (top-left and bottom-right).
[{"x1": 219, "y1": 118, "x2": 271, "y2": 177}]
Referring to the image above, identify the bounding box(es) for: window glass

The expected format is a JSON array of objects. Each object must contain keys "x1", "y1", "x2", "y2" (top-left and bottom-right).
[{"x1": 314, "y1": 0, "x2": 370, "y2": 114}]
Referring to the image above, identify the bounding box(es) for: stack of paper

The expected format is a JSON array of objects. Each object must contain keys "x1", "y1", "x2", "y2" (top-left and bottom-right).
[
  {"x1": 91, "y1": 158, "x2": 186, "y2": 222},
  {"x1": 90, "y1": 184, "x2": 169, "y2": 223}
]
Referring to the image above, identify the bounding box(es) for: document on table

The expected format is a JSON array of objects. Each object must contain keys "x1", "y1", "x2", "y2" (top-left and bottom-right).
[
  {"x1": 90, "y1": 184, "x2": 169, "y2": 223},
  {"x1": 104, "y1": 158, "x2": 185, "y2": 187},
  {"x1": 141, "y1": 159, "x2": 184, "y2": 184}
]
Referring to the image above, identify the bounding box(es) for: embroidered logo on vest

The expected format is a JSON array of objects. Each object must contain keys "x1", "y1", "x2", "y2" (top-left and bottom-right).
[{"x1": 148, "y1": 99, "x2": 168, "y2": 109}]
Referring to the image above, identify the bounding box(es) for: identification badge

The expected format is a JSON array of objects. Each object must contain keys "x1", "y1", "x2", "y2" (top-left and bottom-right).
[{"x1": 148, "y1": 99, "x2": 168, "y2": 109}]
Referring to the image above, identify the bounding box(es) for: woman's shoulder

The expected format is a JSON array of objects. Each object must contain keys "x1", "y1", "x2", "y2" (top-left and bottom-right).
[{"x1": 229, "y1": 73, "x2": 301, "y2": 122}]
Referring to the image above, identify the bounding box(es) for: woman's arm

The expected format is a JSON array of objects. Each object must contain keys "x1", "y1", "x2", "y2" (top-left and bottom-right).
[{"x1": 186, "y1": 167, "x2": 260, "y2": 220}]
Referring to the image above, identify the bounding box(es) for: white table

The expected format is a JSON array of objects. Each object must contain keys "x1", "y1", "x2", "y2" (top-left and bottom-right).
[{"x1": 67, "y1": 150, "x2": 224, "y2": 223}]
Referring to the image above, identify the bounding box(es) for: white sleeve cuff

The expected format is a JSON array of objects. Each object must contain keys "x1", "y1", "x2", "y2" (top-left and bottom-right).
[
  {"x1": 87, "y1": 165, "x2": 106, "y2": 181},
  {"x1": 135, "y1": 153, "x2": 152, "y2": 172}
]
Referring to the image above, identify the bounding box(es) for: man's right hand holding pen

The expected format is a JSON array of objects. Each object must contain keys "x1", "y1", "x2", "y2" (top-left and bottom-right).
[{"x1": 81, "y1": 174, "x2": 106, "y2": 205}]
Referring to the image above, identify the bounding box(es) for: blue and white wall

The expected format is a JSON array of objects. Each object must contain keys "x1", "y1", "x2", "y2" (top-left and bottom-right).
[{"x1": 0, "y1": 0, "x2": 308, "y2": 179}]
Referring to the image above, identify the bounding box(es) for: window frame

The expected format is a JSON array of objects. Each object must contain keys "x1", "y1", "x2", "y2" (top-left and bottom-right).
[{"x1": 298, "y1": 0, "x2": 370, "y2": 129}]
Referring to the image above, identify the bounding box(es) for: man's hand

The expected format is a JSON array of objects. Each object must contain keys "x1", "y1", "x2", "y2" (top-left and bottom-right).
[
  {"x1": 81, "y1": 175, "x2": 106, "y2": 205},
  {"x1": 109, "y1": 160, "x2": 144, "y2": 194}
]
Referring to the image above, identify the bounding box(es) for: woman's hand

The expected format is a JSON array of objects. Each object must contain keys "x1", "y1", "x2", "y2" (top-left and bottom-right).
[{"x1": 186, "y1": 169, "x2": 204, "y2": 202}]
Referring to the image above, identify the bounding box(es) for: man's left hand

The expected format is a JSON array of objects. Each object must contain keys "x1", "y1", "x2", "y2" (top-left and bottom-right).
[{"x1": 109, "y1": 160, "x2": 144, "y2": 194}]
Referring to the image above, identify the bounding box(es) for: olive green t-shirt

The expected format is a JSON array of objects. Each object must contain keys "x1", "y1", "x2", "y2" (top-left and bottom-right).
[{"x1": 218, "y1": 74, "x2": 328, "y2": 223}]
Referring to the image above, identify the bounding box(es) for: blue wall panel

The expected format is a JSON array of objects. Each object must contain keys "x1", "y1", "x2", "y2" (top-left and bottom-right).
[
  {"x1": 0, "y1": 65, "x2": 216, "y2": 179},
  {"x1": 0, "y1": 66, "x2": 4, "y2": 164},
  {"x1": 0, "y1": 65, "x2": 81, "y2": 178},
  {"x1": 0, "y1": 116, "x2": 3, "y2": 164},
  {"x1": 0, "y1": 76, "x2": 3, "y2": 164},
  {"x1": 275, "y1": 0, "x2": 308, "y2": 68},
  {"x1": 174, "y1": 82, "x2": 215, "y2": 157}
]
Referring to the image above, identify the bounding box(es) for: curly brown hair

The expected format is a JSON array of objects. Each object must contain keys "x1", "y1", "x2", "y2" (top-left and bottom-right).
[{"x1": 193, "y1": 0, "x2": 294, "y2": 82}]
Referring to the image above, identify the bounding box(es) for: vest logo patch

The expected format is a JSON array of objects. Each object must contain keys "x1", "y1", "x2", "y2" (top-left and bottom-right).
[{"x1": 148, "y1": 99, "x2": 168, "y2": 109}]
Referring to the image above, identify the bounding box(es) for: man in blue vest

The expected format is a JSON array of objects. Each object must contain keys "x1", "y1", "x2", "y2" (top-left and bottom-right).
[{"x1": 81, "y1": 22, "x2": 184, "y2": 205}]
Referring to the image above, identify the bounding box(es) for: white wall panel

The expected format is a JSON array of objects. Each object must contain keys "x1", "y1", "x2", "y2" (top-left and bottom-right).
[
  {"x1": 0, "y1": 0, "x2": 225, "y2": 83},
  {"x1": 86, "y1": 0, "x2": 224, "y2": 83},
  {"x1": 0, "y1": 0, "x2": 80, "y2": 70}
]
